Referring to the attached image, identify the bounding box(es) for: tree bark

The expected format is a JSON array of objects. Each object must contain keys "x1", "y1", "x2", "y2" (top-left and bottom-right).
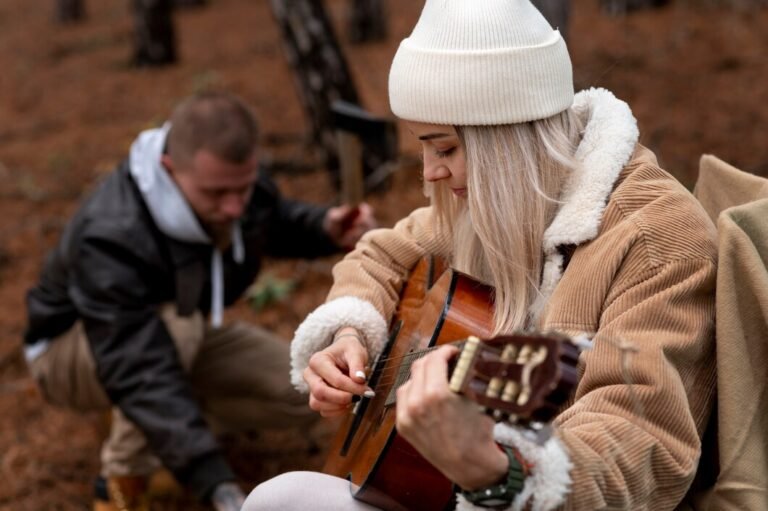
[
  {"x1": 269, "y1": 0, "x2": 360, "y2": 169},
  {"x1": 600, "y1": 0, "x2": 671, "y2": 15},
  {"x1": 348, "y1": 0, "x2": 387, "y2": 44},
  {"x1": 532, "y1": 0, "x2": 570, "y2": 41},
  {"x1": 269, "y1": 0, "x2": 397, "y2": 192},
  {"x1": 719, "y1": 0, "x2": 768, "y2": 7},
  {"x1": 132, "y1": 0, "x2": 177, "y2": 67},
  {"x1": 172, "y1": 0, "x2": 207, "y2": 7},
  {"x1": 55, "y1": 0, "x2": 85, "y2": 23}
]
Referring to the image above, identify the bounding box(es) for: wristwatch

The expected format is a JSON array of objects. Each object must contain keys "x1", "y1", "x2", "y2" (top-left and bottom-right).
[{"x1": 460, "y1": 445, "x2": 527, "y2": 509}]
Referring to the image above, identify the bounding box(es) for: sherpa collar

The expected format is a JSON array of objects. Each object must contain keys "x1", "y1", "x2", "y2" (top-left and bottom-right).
[
  {"x1": 542, "y1": 88, "x2": 639, "y2": 254},
  {"x1": 529, "y1": 88, "x2": 639, "y2": 323}
]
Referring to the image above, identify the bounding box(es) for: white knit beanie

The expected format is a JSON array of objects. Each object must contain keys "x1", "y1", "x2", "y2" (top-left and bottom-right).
[{"x1": 389, "y1": 0, "x2": 574, "y2": 125}]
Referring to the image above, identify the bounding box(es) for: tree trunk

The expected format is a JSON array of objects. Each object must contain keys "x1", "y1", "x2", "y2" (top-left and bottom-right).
[
  {"x1": 269, "y1": 0, "x2": 360, "y2": 170},
  {"x1": 269, "y1": 0, "x2": 397, "y2": 192},
  {"x1": 172, "y1": 0, "x2": 207, "y2": 7},
  {"x1": 600, "y1": 0, "x2": 671, "y2": 15},
  {"x1": 348, "y1": 0, "x2": 387, "y2": 44},
  {"x1": 55, "y1": 0, "x2": 85, "y2": 23},
  {"x1": 132, "y1": 0, "x2": 177, "y2": 67},
  {"x1": 719, "y1": 0, "x2": 768, "y2": 7},
  {"x1": 531, "y1": 0, "x2": 570, "y2": 41}
]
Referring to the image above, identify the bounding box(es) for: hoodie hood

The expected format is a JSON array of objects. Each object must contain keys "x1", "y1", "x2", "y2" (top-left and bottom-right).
[
  {"x1": 128, "y1": 124, "x2": 244, "y2": 327},
  {"x1": 129, "y1": 124, "x2": 211, "y2": 244}
]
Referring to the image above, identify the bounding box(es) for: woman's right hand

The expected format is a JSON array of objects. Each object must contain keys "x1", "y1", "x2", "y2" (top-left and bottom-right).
[{"x1": 303, "y1": 327, "x2": 373, "y2": 417}]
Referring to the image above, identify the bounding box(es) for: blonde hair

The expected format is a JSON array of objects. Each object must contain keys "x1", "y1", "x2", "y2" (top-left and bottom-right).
[{"x1": 426, "y1": 109, "x2": 584, "y2": 334}]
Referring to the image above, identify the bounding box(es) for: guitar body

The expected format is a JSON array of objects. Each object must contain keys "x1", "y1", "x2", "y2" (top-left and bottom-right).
[
  {"x1": 323, "y1": 257, "x2": 579, "y2": 510},
  {"x1": 323, "y1": 257, "x2": 495, "y2": 511}
]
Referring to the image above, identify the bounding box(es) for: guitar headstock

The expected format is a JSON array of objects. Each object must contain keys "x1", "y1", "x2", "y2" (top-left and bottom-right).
[{"x1": 448, "y1": 333, "x2": 579, "y2": 425}]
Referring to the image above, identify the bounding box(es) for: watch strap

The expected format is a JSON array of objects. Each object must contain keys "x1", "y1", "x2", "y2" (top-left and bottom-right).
[{"x1": 460, "y1": 445, "x2": 527, "y2": 509}]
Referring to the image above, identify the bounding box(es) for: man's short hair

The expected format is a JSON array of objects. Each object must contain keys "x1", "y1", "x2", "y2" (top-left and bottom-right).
[{"x1": 167, "y1": 91, "x2": 259, "y2": 166}]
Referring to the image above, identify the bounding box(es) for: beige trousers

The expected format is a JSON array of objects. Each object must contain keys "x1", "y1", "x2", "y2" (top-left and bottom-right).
[{"x1": 28, "y1": 306, "x2": 315, "y2": 478}]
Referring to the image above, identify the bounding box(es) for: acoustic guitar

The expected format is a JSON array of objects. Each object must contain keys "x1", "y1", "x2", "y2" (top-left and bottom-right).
[{"x1": 323, "y1": 257, "x2": 580, "y2": 511}]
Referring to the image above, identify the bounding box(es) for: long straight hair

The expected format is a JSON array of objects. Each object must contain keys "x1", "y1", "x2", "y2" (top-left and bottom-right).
[{"x1": 425, "y1": 109, "x2": 584, "y2": 334}]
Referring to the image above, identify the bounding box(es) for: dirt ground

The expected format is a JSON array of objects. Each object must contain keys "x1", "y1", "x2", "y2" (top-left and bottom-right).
[{"x1": 0, "y1": 0, "x2": 766, "y2": 509}]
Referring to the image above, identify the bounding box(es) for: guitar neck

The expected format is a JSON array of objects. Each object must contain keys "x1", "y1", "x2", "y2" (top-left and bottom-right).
[
  {"x1": 383, "y1": 345, "x2": 443, "y2": 406},
  {"x1": 380, "y1": 335, "x2": 577, "y2": 426}
]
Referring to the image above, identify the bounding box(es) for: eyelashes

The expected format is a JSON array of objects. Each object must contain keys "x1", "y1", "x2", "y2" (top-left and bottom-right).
[
  {"x1": 418, "y1": 144, "x2": 457, "y2": 161},
  {"x1": 434, "y1": 147, "x2": 456, "y2": 158}
]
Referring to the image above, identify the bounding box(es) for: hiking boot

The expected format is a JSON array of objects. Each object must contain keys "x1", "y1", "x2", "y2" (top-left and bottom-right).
[
  {"x1": 92, "y1": 470, "x2": 183, "y2": 511},
  {"x1": 93, "y1": 475, "x2": 148, "y2": 511}
]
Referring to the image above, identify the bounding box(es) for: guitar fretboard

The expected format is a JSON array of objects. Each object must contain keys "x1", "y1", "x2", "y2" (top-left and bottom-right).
[
  {"x1": 382, "y1": 340, "x2": 468, "y2": 406},
  {"x1": 384, "y1": 347, "x2": 433, "y2": 407}
]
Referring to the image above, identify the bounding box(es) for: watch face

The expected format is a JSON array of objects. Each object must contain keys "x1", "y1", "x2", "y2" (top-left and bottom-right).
[
  {"x1": 462, "y1": 487, "x2": 514, "y2": 508},
  {"x1": 475, "y1": 497, "x2": 512, "y2": 507}
]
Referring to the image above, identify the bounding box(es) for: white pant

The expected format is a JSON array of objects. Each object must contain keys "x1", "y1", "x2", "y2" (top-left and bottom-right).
[{"x1": 243, "y1": 471, "x2": 381, "y2": 511}]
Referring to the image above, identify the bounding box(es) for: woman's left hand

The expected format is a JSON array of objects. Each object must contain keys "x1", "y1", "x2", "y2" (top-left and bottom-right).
[{"x1": 395, "y1": 345, "x2": 509, "y2": 490}]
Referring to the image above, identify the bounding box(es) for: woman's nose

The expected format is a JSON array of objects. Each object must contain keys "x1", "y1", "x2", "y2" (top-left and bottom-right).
[{"x1": 423, "y1": 163, "x2": 451, "y2": 182}]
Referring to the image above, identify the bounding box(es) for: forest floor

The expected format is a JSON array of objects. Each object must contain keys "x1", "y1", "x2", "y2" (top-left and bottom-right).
[{"x1": 0, "y1": 0, "x2": 766, "y2": 509}]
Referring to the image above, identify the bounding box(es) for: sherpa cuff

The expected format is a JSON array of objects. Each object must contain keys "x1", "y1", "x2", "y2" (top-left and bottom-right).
[
  {"x1": 290, "y1": 296, "x2": 388, "y2": 393},
  {"x1": 456, "y1": 425, "x2": 572, "y2": 511}
]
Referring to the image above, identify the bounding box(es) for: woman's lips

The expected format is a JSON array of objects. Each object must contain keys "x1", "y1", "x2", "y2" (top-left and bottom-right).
[{"x1": 451, "y1": 187, "x2": 467, "y2": 198}]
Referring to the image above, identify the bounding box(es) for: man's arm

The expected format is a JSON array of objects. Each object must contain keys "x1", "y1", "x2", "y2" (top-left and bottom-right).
[
  {"x1": 254, "y1": 173, "x2": 339, "y2": 258},
  {"x1": 254, "y1": 171, "x2": 375, "y2": 258}
]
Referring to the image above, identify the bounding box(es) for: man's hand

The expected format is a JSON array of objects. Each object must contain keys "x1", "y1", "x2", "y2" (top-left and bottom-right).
[
  {"x1": 304, "y1": 327, "x2": 374, "y2": 417},
  {"x1": 323, "y1": 203, "x2": 377, "y2": 250},
  {"x1": 395, "y1": 346, "x2": 509, "y2": 491},
  {"x1": 211, "y1": 481, "x2": 245, "y2": 511}
]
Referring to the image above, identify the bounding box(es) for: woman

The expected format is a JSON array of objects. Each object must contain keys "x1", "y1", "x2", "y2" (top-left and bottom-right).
[{"x1": 244, "y1": 0, "x2": 717, "y2": 509}]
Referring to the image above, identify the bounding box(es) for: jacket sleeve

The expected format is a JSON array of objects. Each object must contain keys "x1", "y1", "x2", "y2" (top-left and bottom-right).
[
  {"x1": 70, "y1": 222, "x2": 233, "y2": 502},
  {"x1": 550, "y1": 256, "x2": 716, "y2": 510},
  {"x1": 257, "y1": 173, "x2": 339, "y2": 258},
  {"x1": 290, "y1": 206, "x2": 451, "y2": 391}
]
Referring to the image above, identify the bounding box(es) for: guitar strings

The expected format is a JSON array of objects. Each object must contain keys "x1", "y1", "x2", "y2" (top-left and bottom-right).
[
  {"x1": 361, "y1": 340, "x2": 472, "y2": 391},
  {"x1": 373, "y1": 338, "x2": 464, "y2": 363},
  {"x1": 366, "y1": 348, "x2": 436, "y2": 391},
  {"x1": 357, "y1": 345, "x2": 446, "y2": 388},
  {"x1": 370, "y1": 346, "x2": 437, "y2": 366}
]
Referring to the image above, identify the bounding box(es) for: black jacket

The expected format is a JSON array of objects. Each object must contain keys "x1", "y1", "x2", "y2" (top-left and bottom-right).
[{"x1": 24, "y1": 160, "x2": 337, "y2": 500}]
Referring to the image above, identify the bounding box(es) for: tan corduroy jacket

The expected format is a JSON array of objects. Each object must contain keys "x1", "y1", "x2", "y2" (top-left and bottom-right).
[{"x1": 291, "y1": 89, "x2": 718, "y2": 511}]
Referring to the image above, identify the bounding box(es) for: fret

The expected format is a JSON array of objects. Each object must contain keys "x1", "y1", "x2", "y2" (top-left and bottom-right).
[{"x1": 384, "y1": 348, "x2": 434, "y2": 407}]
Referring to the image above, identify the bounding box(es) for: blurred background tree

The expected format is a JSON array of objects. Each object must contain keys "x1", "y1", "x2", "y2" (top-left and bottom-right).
[
  {"x1": 532, "y1": 0, "x2": 571, "y2": 40},
  {"x1": 348, "y1": 0, "x2": 387, "y2": 43},
  {"x1": 132, "y1": 0, "x2": 176, "y2": 66},
  {"x1": 55, "y1": 0, "x2": 85, "y2": 22},
  {"x1": 600, "y1": 0, "x2": 670, "y2": 15}
]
